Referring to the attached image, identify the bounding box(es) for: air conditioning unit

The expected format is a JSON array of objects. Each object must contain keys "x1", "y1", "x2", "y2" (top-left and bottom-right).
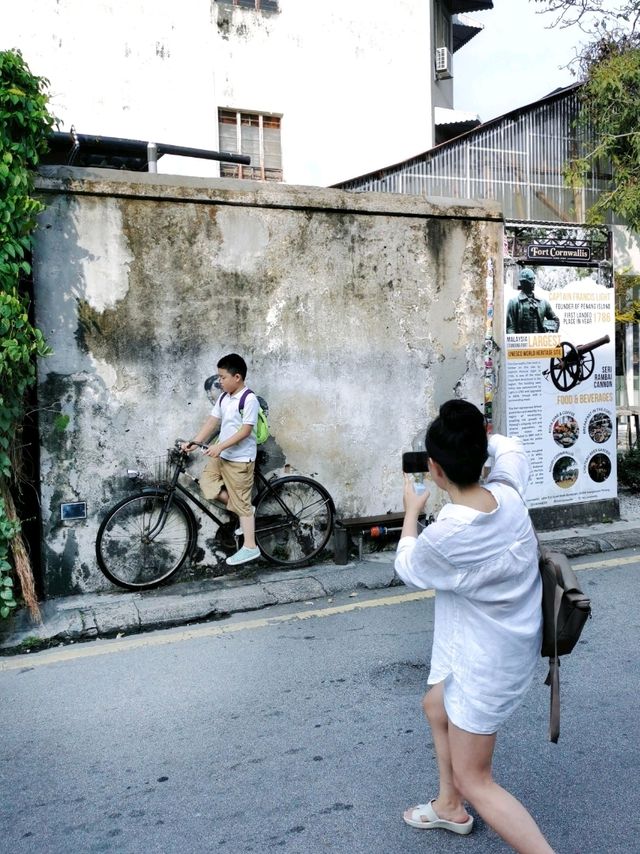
[{"x1": 435, "y1": 47, "x2": 453, "y2": 78}]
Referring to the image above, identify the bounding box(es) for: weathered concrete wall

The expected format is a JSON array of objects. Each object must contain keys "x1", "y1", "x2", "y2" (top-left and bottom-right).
[{"x1": 33, "y1": 167, "x2": 502, "y2": 596}]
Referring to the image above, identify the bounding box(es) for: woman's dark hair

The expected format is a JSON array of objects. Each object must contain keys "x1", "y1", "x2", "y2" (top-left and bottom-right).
[
  {"x1": 425, "y1": 399, "x2": 487, "y2": 487},
  {"x1": 217, "y1": 353, "x2": 247, "y2": 379}
]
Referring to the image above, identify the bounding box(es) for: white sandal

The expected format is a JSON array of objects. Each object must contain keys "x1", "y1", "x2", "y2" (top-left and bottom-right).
[{"x1": 404, "y1": 800, "x2": 474, "y2": 835}]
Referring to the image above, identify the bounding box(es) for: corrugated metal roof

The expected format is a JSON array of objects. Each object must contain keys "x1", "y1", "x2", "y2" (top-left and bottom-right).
[
  {"x1": 435, "y1": 107, "x2": 480, "y2": 126},
  {"x1": 333, "y1": 83, "x2": 608, "y2": 226},
  {"x1": 453, "y1": 14, "x2": 483, "y2": 52},
  {"x1": 449, "y1": 1, "x2": 493, "y2": 13},
  {"x1": 333, "y1": 83, "x2": 583, "y2": 189}
]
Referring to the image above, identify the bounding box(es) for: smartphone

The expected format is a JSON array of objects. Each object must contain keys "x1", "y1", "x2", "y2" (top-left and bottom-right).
[{"x1": 402, "y1": 451, "x2": 429, "y2": 473}]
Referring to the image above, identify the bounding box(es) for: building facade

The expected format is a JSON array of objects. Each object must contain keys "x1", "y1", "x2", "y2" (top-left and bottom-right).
[{"x1": 2, "y1": 1, "x2": 492, "y2": 187}]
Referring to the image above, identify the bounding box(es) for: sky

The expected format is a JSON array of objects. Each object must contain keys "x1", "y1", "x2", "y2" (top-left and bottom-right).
[{"x1": 453, "y1": 0, "x2": 588, "y2": 123}]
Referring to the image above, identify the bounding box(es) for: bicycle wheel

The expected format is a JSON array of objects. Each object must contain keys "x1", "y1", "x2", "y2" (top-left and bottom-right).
[
  {"x1": 96, "y1": 490, "x2": 196, "y2": 590},
  {"x1": 254, "y1": 476, "x2": 334, "y2": 567}
]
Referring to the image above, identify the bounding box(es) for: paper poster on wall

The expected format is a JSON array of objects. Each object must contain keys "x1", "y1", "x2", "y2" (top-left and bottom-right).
[{"x1": 504, "y1": 260, "x2": 616, "y2": 509}]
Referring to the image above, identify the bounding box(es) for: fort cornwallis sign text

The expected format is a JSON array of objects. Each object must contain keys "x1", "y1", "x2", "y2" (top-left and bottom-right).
[{"x1": 526, "y1": 244, "x2": 591, "y2": 263}]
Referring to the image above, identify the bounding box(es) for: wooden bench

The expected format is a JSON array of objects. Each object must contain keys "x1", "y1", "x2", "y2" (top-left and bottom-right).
[{"x1": 333, "y1": 511, "x2": 432, "y2": 564}]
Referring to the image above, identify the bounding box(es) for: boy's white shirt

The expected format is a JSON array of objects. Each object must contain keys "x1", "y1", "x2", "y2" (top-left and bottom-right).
[{"x1": 211, "y1": 387, "x2": 259, "y2": 462}]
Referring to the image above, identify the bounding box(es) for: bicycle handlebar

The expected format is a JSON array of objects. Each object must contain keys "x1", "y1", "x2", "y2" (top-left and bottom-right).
[{"x1": 175, "y1": 438, "x2": 210, "y2": 451}]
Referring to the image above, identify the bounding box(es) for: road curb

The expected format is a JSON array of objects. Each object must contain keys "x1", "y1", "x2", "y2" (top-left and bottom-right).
[
  {"x1": 2, "y1": 528, "x2": 639, "y2": 655},
  {"x1": 0, "y1": 556, "x2": 400, "y2": 654}
]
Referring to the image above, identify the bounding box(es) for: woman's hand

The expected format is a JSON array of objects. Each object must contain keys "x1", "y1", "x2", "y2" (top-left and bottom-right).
[
  {"x1": 400, "y1": 474, "x2": 429, "y2": 540},
  {"x1": 402, "y1": 474, "x2": 429, "y2": 515}
]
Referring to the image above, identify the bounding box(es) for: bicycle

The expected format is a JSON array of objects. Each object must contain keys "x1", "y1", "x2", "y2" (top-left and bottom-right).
[{"x1": 95, "y1": 440, "x2": 335, "y2": 591}]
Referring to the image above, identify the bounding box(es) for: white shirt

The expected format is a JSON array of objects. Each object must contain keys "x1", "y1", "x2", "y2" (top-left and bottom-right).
[
  {"x1": 211, "y1": 388, "x2": 259, "y2": 462},
  {"x1": 394, "y1": 434, "x2": 542, "y2": 734}
]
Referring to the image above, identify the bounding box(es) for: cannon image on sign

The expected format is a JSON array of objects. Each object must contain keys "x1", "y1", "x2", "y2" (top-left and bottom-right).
[{"x1": 542, "y1": 334, "x2": 611, "y2": 391}]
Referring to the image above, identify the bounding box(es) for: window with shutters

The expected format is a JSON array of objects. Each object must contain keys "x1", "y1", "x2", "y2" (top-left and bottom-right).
[
  {"x1": 217, "y1": 1, "x2": 279, "y2": 11},
  {"x1": 218, "y1": 109, "x2": 283, "y2": 181}
]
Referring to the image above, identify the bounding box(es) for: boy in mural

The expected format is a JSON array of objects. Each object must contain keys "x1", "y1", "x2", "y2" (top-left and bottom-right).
[
  {"x1": 182, "y1": 353, "x2": 260, "y2": 567},
  {"x1": 506, "y1": 268, "x2": 560, "y2": 334}
]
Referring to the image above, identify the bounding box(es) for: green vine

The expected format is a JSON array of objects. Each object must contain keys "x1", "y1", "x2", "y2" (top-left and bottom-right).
[{"x1": 0, "y1": 49, "x2": 55, "y2": 620}]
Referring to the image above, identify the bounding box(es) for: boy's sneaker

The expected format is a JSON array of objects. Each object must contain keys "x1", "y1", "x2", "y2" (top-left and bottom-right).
[{"x1": 226, "y1": 546, "x2": 260, "y2": 567}]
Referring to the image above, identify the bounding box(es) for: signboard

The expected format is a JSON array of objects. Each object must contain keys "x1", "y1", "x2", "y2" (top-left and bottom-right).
[
  {"x1": 526, "y1": 244, "x2": 591, "y2": 263},
  {"x1": 504, "y1": 231, "x2": 615, "y2": 509}
]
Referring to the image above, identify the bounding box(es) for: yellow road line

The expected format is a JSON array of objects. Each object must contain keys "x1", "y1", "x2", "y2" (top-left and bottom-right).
[
  {"x1": 570, "y1": 554, "x2": 640, "y2": 570},
  {"x1": 2, "y1": 553, "x2": 637, "y2": 672},
  {"x1": 0, "y1": 589, "x2": 435, "y2": 672}
]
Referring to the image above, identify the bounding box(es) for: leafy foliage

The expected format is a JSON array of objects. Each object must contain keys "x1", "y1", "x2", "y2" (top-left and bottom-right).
[
  {"x1": 535, "y1": 2, "x2": 640, "y2": 230},
  {"x1": 0, "y1": 499, "x2": 19, "y2": 618},
  {"x1": 571, "y1": 46, "x2": 640, "y2": 230},
  {"x1": 614, "y1": 272, "x2": 640, "y2": 322},
  {"x1": 618, "y1": 446, "x2": 640, "y2": 490},
  {"x1": 0, "y1": 50, "x2": 55, "y2": 620}
]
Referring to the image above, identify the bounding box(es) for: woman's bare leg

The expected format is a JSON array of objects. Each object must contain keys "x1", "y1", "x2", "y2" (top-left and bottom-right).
[
  {"x1": 404, "y1": 682, "x2": 470, "y2": 824},
  {"x1": 448, "y1": 722, "x2": 555, "y2": 854}
]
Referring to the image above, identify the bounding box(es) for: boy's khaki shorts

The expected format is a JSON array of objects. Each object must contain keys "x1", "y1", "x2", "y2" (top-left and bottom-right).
[{"x1": 200, "y1": 456, "x2": 255, "y2": 517}]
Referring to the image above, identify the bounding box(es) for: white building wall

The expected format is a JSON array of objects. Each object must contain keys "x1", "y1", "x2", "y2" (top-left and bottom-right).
[{"x1": 3, "y1": 0, "x2": 443, "y2": 187}]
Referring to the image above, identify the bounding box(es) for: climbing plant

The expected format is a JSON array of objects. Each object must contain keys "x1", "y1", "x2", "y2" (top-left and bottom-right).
[
  {"x1": 568, "y1": 46, "x2": 640, "y2": 232},
  {"x1": 534, "y1": 2, "x2": 640, "y2": 231},
  {"x1": 0, "y1": 49, "x2": 55, "y2": 620}
]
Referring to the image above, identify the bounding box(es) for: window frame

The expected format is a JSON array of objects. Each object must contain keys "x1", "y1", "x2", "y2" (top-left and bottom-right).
[
  {"x1": 218, "y1": 108, "x2": 283, "y2": 182},
  {"x1": 217, "y1": 0, "x2": 279, "y2": 11}
]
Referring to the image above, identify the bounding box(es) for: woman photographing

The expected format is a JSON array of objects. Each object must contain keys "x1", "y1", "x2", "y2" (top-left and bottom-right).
[{"x1": 395, "y1": 399, "x2": 554, "y2": 854}]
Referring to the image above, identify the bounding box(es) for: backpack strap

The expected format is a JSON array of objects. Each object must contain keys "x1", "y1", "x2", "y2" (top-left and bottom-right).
[
  {"x1": 219, "y1": 389, "x2": 252, "y2": 412},
  {"x1": 491, "y1": 477, "x2": 562, "y2": 742},
  {"x1": 544, "y1": 573, "x2": 563, "y2": 744},
  {"x1": 238, "y1": 388, "x2": 253, "y2": 413},
  {"x1": 526, "y1": 526, "x2": 564, "y2": 743}
]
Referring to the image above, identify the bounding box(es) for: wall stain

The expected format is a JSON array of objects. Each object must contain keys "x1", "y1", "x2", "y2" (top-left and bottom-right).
[{"x1": 44, "y1": 526, "x2": 78, "y2": 597}]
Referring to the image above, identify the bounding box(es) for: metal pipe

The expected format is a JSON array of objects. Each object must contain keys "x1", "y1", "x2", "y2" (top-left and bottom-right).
[
  {"x1": 156, "y1": 141, "x2": 250, "y2": 164},
  {"x1": 147, "y1": 141, "x2": 158, "y2": 173},
  {"x1": 48, "y1": 131, "x2": 251, "y2": 166}
]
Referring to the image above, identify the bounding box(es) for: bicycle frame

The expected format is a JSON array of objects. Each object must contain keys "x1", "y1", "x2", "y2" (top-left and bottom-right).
[{"x1": 141, "y1": 444, "x2": 317, "y2": 543}]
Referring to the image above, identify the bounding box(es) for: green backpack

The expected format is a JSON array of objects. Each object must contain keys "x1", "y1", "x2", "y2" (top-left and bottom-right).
[{"x1": 220, "y1": 387, "x2": 270, "y2": 445}]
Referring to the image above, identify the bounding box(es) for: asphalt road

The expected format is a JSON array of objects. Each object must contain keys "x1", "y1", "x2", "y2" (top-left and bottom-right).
[{"x1": 1, "y1": 549, "x2": 639, "y2": 854}]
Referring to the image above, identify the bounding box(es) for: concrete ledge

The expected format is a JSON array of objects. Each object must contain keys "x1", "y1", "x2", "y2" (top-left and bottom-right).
[
  {"x1": 36, "y1": 166, "x2": 503, "y2": 222},
  {"x1": 531, "y1": 498, "x2": 620, "y2": 531}
]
